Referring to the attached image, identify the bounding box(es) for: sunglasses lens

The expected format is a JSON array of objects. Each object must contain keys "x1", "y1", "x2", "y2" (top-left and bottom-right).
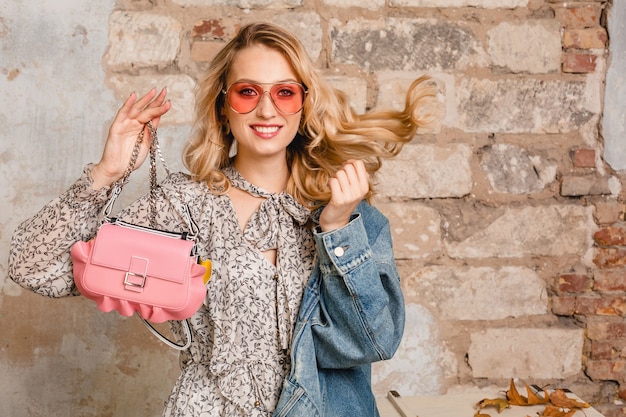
[
  {"x1": 269, "y1": 84, "x2": 305, "y2": 113},
  {"x1": 226, "y1": 83, "x2": 305, "y2": 114},
  {"x1": 227, "y1": 83, "x2": 262, "y2": 114}
]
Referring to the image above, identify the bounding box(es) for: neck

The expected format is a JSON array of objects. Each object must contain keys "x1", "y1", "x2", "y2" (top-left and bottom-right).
[{"x1": 233, "y1": 155, "x2": 289, "y2": 193}]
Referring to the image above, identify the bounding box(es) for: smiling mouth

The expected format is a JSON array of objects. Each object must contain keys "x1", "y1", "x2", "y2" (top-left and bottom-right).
[{"x1": 253, "y1": 125, "x2": 280, "y2": 134}]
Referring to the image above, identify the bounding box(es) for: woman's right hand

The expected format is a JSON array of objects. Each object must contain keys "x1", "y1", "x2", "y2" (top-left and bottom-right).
[{"x1": 91, "y1": 88, "x2": 171, "y2": 189}]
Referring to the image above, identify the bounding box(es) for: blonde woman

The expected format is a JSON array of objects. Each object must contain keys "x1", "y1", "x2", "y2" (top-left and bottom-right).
[{"x1": 10, "y1": 22, "x2": 436, "y2": 417}]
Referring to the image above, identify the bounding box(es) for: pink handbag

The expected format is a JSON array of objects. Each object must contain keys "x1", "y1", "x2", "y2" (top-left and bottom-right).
[
  {"x1": 71, "y1": 219, "x2": 206, "y2": 323},
  {"x1": 71, "y1": 122, "x2": 207, "y2": 349}
]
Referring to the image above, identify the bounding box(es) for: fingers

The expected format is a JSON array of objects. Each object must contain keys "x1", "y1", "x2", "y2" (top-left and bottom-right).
[
  {"x1": 318, "y1": 160, "x2": 370, "y2": 232},
  {"x1": 145, "y1": 88, "x2": 171, "y2": 128},
  {"x1": 116, "y1": 88, "x2": 171, "y2": 126},
  {"x1": 329, "y1": 159, "x2": 370, "y2": 202}
]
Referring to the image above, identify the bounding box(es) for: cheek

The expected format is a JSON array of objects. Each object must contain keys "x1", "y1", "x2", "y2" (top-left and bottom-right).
[
  {"x1": 283, "y1": 114, "x2": 302, "y2": 135},
  {"x1": 227, "y1": 114, "x2": 248, "y2": 136}
]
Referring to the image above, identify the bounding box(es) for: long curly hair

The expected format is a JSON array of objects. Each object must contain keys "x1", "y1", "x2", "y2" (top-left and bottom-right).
[{"x1": 183, "y1": 22, "x2": 437, "y2": 208}]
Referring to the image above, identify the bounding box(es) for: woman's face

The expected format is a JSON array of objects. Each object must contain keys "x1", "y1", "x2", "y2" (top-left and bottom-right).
[{"x1": 224, "y1": 44, "x2": 303, "y2": 163}]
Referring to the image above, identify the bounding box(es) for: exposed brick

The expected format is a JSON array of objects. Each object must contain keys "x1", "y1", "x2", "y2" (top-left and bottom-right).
[
  {"x1": 595, "y1": 269, "x2": 626, "y2": 292},
  {"x1": 575, "y1": 295, "x2": 626, "y2": 316},
  {"x1": 555, "y1": 4, "x2": 602, "y2": 29},
  {"x1": 191, "y1": 19, "x2": 232, "y2": 40},
  {"x1": 594, "y1": 202, "x2": 624, "y2": 225},
  {"x1": 620, "y1": 387, "x2": 626, "y2": 401},
  {"x1": 607, "y1": 338, "x2": 626, "y2": 358},
  {"x1": 590, "y1": 340, "x2": 617, "y2": 360},
  {"x1": 599, "y1": 296, "x2": 626, "y2": 316},
  {"x1": 552, "y1": 295, "x2": 577, "y2": 315},
  {"x1": 563, "y1": 28, "x2": 608, "y2": 49},
  {"x1": 573, "y1": 295, "x2": 626, "y2": 316},
  {"x1": 562, "y1": 52, "x2": 598, "y2": 73},
  {"x1": 594, "y1": 247, "x2": 626, "y2": 269},
  {"x1": 587, "y1": 318, "x2": 626, "y2": 340},
  {"x1": 595, "y1": 226, "x2": 626, "y2": 246},
  {"x1": 573, "y1": 297, "x2": 597, "y2": 315},
  {"x1": 591, "y1": 339, "x2": 626, "y2": 360},
  {"x1": 571, "y1": 148, "x2": 596, "y2": 168},
  {"x1": 586, "y1": 359, "x2": 626, "y2": 381},
  {"x1": 558, "y1": 273, "x2": 592, "y2": 293}
]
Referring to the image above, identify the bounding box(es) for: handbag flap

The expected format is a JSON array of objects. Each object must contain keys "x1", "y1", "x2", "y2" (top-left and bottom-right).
[{"x1": 90, "y1": 222, "x2": 194, "y2": 284}]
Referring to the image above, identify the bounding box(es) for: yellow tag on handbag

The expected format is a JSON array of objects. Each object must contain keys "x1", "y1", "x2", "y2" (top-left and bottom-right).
[{"x1": 200, "y1": 259, "x2": 212, "y2": 284}]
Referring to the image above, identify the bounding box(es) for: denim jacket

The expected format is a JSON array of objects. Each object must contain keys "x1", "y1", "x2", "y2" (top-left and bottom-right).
[{"x1": 273, "y1": 200, "x2": 406, "y2": 417}]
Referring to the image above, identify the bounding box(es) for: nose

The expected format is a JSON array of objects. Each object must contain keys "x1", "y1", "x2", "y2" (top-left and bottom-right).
[{"x1": 256, "y1": 90, "x2": 277, "y2": 117}]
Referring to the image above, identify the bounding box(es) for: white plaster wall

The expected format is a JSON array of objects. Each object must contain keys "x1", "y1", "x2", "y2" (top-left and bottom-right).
[
  {"x1": 0, "y1": 1, "x2": 134, "y2": 416},
  {"x1": 603, "y1": 0, "x2": 626, "y2": 171},
  {"x1": 0, "y1": 0, "x2": 117, "y2": 284}
]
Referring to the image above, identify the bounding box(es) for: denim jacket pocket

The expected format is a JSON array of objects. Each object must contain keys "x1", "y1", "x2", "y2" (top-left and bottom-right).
[{"x1": 273, "y1": 379, "x2": 320, "y2": 417}]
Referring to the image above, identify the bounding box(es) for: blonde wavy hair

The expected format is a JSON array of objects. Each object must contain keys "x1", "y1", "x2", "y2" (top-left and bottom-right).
[{"x1": 183, "y1": 22, "x2": 437, "y2": 208}]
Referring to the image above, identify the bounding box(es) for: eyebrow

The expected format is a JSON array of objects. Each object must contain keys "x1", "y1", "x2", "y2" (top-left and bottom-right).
[{"x1": 229, "y1": 78, "x2": 301, "y2": 85}]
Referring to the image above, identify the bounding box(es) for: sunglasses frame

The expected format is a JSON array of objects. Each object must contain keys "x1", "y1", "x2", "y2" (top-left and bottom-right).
[{"x1": 222, "y1": 81, "x2": 308, "y2": 115}]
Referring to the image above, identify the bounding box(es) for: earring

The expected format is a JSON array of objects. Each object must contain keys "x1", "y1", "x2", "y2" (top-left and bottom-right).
[{"x1": 229, "y1": 139, "x2": 238, "y2": 158}]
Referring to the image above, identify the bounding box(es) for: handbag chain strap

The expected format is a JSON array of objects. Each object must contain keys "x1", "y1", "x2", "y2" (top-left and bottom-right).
[
  {"x1": 147, "y1": 121, "x2": 164, "y2": 229},
  {"x1": 103, "y1": 121, "x2": 198, "y2": 236}
]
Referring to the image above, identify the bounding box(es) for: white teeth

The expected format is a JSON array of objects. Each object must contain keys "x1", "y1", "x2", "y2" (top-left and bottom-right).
[{"x1": 253, "y1": 126, "x2": 279, "y2": 134}]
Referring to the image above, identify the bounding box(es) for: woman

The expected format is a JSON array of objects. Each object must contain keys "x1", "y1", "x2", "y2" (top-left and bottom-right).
[{"x1": 9, "y1": 22, "x2": 436, "y2": 416}]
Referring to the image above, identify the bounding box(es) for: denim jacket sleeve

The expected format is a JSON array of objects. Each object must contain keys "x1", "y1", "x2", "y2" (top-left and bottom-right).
[{"x1": 310, "y1": 200, "x2": 405, "y2": 369}]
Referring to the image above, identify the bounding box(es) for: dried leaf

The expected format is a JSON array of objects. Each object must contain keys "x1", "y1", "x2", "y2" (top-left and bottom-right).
[
  {"x1": 549, "y1": 390, "x2": 590, "y2": 409},
  {"x1": 541, "y1": 405, "x2": 577, "y2": 417},
  {"x1": 476, "y1": 398, "x2": 510, "y2": 413},
  {"x1": 527, "y1": 386, "x2": 550, "y2": 405},
  {"x1": 505, "y1": 379, "x2": 550, "y2": 406},
  {"x1": 506, "y1": 379, "x2": 528, "y2": 405}
]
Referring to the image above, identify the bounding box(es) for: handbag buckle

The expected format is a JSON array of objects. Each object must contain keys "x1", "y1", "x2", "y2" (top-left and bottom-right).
[
  {"x1": 124, "y1": 271, "x2": 147, "y2": 291},
  {"x1": 124, "y1": 256, "x2": 149, "y2": 292}
]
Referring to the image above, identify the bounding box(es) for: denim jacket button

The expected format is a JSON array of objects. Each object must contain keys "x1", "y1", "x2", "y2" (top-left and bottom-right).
[{"x1": 333, "y1": 246, "x2": 345, "y2": 257}]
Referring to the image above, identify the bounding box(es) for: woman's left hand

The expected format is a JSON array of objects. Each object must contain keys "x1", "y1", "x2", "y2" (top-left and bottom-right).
[{"x1": 319, "y1": 159, "x2": 370, "y2": 232}]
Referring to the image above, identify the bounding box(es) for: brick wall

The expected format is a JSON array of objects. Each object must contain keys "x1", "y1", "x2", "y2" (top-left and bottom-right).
[
  {"x1": 2, "y1": 0, "x2": 624, "y2": 416},
  {"x1": 106, "y1": 0, "x2": 626, "y2": 416},
  {"x1": 102, "y1": 1, "x2": 624, "y2": 416}
]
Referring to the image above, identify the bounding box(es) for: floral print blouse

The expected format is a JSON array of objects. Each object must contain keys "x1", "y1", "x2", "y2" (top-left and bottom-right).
[{"x1": 9, "y1": 164, "x2": 316, "y2": 417}]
